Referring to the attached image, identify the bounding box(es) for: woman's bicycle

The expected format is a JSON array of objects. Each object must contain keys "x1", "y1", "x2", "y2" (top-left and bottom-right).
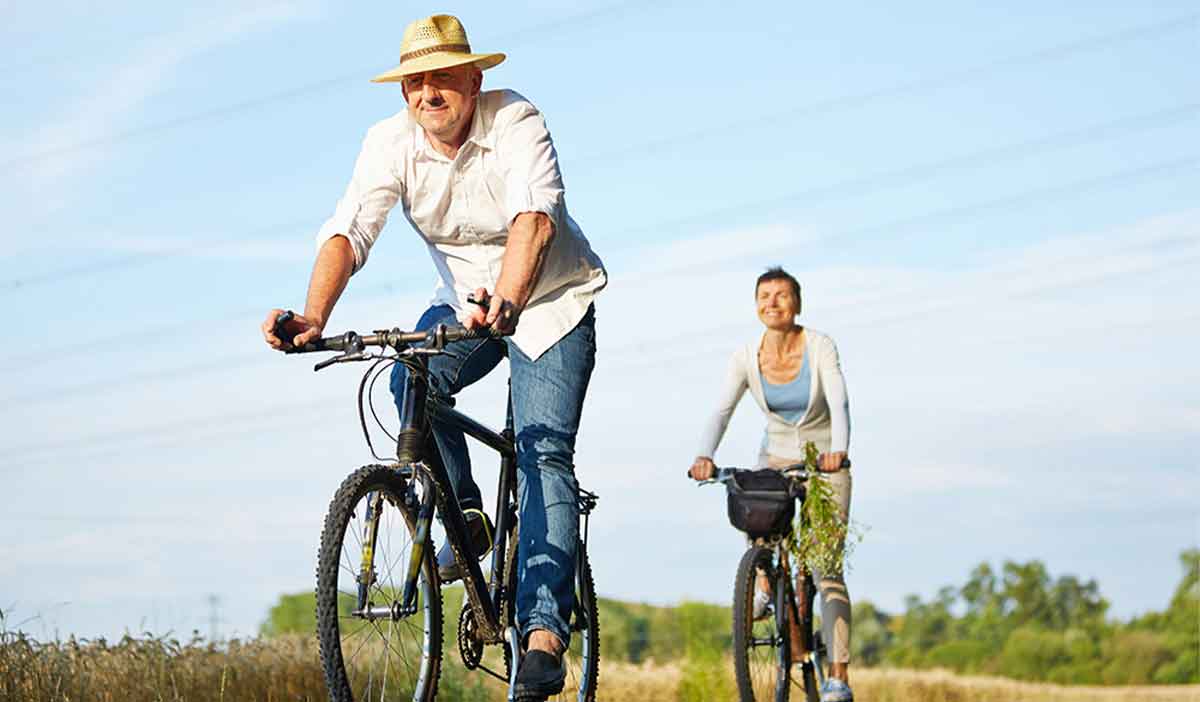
[
  {"x1": 276, "y1": 313, "x2": 600, "y2": 702},
  {"x1": 698, "y1": 465, "x2": 833, "y2": 702}
]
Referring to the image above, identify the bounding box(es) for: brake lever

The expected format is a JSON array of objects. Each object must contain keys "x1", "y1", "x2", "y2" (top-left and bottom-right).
[{"x1": 313, "y1": 351, "x2": 376, "y2": 372}]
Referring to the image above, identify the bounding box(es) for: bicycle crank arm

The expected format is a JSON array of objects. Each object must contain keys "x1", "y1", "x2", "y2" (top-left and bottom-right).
[
  {"x1": 505, "y1": 625, "x2": 522, "y2": 702},
  {"x1": 811, "y1": 647, "x2": 826, "y2": 686}
]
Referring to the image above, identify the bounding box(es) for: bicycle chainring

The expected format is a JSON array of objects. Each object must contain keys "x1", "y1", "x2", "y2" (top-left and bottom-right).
[{"x1": 457, "y1": 603, "x2": 485, "y2": 669}]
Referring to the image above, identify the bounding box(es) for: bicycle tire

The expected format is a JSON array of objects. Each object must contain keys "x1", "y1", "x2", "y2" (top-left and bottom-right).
[
  {"x1": 316, "y1": 464, "x2": 443, "y2": 702},
  {"x1": 733, "y1": 546, "x2": 790, "y2": 702},
  {"x1": 790, "y1": 575, "x2": 819, "y2": 702},
  {"x1": 502, "y1": 529, "x2": 600, "y2": 701}
]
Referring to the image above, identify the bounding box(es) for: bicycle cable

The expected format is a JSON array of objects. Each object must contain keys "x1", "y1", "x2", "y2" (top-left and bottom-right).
[{"x1": 357, "y1": 355, "x2": 400, "y2": 462}]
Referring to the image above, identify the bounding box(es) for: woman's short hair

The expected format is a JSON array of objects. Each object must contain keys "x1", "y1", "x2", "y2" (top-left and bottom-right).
[{"x1": 755, "y1": 266, "x2": 802, "y2": 311}]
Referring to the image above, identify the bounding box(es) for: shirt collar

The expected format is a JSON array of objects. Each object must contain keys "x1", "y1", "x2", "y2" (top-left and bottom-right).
[{"x1": 409, "y1": 95, "x2": 493, "y2": 161}]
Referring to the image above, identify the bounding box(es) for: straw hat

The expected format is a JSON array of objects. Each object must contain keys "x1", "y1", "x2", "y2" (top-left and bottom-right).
[{"x1": 371, "y1": 14, "x2": 505, "y2": 83}]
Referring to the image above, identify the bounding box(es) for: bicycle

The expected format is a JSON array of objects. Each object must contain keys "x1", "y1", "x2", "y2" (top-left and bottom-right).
[
  {"x1": 698, "y1": 464, "x2": 836, "y2": 702},
  {"x1": 275, "y1": 312, "x2": 600, "y2": 702}
]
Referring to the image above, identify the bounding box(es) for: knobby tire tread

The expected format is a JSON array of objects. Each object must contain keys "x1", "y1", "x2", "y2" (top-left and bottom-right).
[
  {"x1": 502, "y1": 526, "x2": 600, "y2": 701},
  {"x1": 315, "y1": 463, "x2": 443, "y2": 702},
  {"x1": 733, "y1": 545, "x2": 790, "y2": 702}
]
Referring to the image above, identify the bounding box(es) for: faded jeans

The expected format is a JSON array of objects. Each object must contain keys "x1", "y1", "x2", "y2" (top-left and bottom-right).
[{"x1": 390, "y1": 304, "x2": 597, "y2": 646}]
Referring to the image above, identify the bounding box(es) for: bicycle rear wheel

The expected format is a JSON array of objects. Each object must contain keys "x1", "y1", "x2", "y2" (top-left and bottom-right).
[
  {"x1": 503, "y1": 533, "x2": 600, "y2": 701},
  {"x1": 316, "y1": 464, "x2": 442, "y2": 702},
  {"x1": 733, "y1": 545, "x2": 790, "y2": 702}
]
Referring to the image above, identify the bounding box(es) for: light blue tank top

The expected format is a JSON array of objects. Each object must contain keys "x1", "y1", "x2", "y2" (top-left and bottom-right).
[{"x1": 761, "y1": 353, "x2": 811, "y2": 423}]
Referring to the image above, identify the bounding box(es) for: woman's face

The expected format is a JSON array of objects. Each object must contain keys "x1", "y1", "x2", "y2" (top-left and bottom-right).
[{"x1": 756, "y1": 279, "x2": 799, "y2": 330}]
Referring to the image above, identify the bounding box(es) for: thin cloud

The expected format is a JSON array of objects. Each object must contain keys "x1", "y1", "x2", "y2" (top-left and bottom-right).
[{"x1": 7, "y1": 1, "x2": 323, "y2": 230}]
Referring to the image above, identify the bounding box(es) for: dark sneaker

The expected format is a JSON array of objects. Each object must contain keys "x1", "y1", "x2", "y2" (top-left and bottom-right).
[
  {"x1": 513, "y1": 650, "x2": 565, "y2": 700},
  {"x1": 436, "y1": 510, "x2": 494, "y2": 583}
]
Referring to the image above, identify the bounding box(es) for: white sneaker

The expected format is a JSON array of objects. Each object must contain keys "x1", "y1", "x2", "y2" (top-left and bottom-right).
[{"x1": 751, "y1": 588, "x2": 772, "y2": 620}]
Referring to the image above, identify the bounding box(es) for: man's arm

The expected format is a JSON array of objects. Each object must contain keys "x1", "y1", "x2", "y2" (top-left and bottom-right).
[
  {"x1": 261, "y1": 235, "x2": 355, "y2": 349},
  {"x1": 468, "y1": 211, "x2": 556, "y2": 332}
]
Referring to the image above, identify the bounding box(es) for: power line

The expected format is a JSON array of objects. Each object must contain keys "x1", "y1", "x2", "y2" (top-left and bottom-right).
[
  {"x1": 1, "y1": 217, "x2": 318, "y2": 292},
  {"x1": 1, "y1": 0, "x2": 659, "y2": 172},
  {"x1": 2, "y1": 100, "x2": 1191, "y2": 297},
  {"x1": 574, "y1": 12, "x2": 1199, "y2": 165},
  {"x1": 606, "y1": 104, "x2": 1199, "y2": 238},
  {"x1": 0, "y1": 155, "x2": 1192, "y2": 434},
  {"x1": 3, "y1": 10, "x2": 1193, "y2": 290},
  {"x1": 4, "y1": 248, "x2": 1194, "y2": 472}
]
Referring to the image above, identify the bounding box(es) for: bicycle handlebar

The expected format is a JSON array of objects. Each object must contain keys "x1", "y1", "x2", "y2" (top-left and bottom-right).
[
  {"x1": 272, "y1": 310, "x2": 508, "y2": 371},
  {"x1": 697, "y1": 464, "x2": 811, "y2": 486},
  {"x1": 286, "y1": 325, "x2": 505, "y2": 354},
  {"x1": 691, "y1": 457, "x2": 851, "y2": 486}
]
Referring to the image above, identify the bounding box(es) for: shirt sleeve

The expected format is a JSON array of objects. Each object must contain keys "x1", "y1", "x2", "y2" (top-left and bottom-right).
[
  {"x1": 819, "y1": 336, "x2": 852, "y2": 454},
  {"x1": 314, "y1": 124, "x2": 403, "y2": 273},
  {"x1": 697, "y1": 350, "x2": 749, "y2": 458},
  {"x1": 495, "y1": 102, "x2": 565, "y2": 229}
]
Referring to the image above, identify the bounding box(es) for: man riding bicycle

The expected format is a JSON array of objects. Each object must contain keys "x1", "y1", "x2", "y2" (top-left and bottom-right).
[{"x1": 261, "y1": 14, "x2": 606, "y2": 698}]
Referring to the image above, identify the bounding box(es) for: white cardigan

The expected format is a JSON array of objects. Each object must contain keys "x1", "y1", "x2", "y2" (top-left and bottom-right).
[{"x1": 698, "y1": 328, "x2": 850, "y2": 464}]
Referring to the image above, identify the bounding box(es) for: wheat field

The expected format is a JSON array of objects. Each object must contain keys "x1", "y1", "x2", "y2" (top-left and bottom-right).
[{"x1": 2, "y1": 632, "x2": 1197, "y2": 701}]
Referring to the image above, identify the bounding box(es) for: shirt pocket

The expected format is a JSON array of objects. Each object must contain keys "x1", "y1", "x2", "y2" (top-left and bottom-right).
[{"x1": 473, "y1": 168, "x2": 510, "y2": 242}]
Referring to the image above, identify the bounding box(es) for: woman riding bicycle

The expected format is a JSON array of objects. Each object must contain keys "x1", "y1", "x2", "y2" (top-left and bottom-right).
[{"x1": 689, "y1": 266, "x2": 855, "y2": 702}]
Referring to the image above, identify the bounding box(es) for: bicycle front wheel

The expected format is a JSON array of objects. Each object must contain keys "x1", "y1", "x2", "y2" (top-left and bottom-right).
[
  {"x1": 732, "y1": 545, "x2": 790, "y2": 702},
  {"x1": 315, "y1": 464, "x2": 443, "y2": 702}
]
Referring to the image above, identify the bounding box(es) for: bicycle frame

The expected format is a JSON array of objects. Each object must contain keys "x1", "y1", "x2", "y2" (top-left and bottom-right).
[{"x1": 363, "y1": 351, "x2": 518, "y2": 644}]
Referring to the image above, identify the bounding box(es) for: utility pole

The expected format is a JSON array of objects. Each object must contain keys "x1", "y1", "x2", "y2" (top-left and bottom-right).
[{"x1": 207, "y1": 594, "x2": 221, "y2": 642}]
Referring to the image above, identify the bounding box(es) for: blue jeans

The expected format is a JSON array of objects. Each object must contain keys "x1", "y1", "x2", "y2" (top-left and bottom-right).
[{"x1": 390, "y1": 304, "x2": 597, "y2": 645}]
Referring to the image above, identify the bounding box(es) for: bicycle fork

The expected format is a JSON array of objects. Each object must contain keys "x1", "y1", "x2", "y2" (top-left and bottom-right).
[
  {"x1": 352, "y1": 477, "x2": 435, "y2": 621},
  {"x1": 353, "y1": 491, "x2": 384, "y2": 617}
]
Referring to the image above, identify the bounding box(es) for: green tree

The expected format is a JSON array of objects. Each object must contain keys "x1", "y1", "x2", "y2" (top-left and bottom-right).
[
  {"x1": 1000, "y1": 560, "x2": 1053, "y2": 628},
  {"x1": 260, "y1": 592, "x2": 316, "y2": 637},
  {"x1": 1129, "y1": 548, "x2": 1199, "y2": 683},
  {"x1": 676, "y1": 602, "x2": 735, "y2": 702},
  {"x1": 849, "y1": 600, "x2": 893, "y2": 666}
]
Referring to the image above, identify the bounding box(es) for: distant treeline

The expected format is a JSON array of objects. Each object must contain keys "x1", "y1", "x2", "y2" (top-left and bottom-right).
[
  {"x1": 858, "y1": 548, "x2": 1198, "y2": 685},
  {"x1": 262, "y1": 549, "x2": 1198, "y2": 686}
]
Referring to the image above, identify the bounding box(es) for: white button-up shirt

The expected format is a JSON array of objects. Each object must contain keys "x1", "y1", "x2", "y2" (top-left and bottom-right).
[{"x1": 316, "y1": 89, "x2": 607, "y2": 359}]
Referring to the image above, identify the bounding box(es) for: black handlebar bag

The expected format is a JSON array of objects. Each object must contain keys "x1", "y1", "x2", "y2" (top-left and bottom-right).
[{"x1": 725, "y1": 468, "x2": 804, "y2": 539}]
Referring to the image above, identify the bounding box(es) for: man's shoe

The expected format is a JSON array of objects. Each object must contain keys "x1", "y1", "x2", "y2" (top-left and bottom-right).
[
  {"x1": 513, "y1": 649, "x2": 565, "y2": 700},
  {"x1": 820, "y1": 678, "x2": 855, "y2": 702},
  {"x1": 436, "y1": 510, "x2": 494, "y2": 583}
]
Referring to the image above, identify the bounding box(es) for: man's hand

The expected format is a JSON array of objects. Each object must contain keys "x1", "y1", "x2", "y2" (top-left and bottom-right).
[
  {"x1": 818, "y1": 451, "x2": 849, "y2": 473},
  {"x1": 262, "y1": 309, "x2": 324, "y2": 350},
  {"x1": 462, "y1": 287, "x2": 520, "y2": 334},
  {"x1": 689, "y1": 456, "x2": 716, "y2": 481}
]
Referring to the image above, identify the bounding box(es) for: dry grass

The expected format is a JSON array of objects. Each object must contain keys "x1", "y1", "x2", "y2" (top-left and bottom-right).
[
  {"x1": 3, "y1": 632, "x2": 1197, "y2": 701},
  {"x1": 0, "y1": 632, "x2": 327, "y2": 702},
  {"x1": 850, "y1": 668, "x2": 1200, "y2": 702}
]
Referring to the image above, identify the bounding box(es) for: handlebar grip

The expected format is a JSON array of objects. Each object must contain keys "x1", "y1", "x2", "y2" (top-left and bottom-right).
[
  {"x1": 446, "y1": 326, "x2": 507, "y2": 342},
  {"x1": 272, "y1": 310, "x2": 294, "y2": 345}
]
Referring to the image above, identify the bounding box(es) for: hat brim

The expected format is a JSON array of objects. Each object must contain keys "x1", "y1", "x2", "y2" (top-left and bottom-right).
[{"x1": 371, "y1": 52, "x2": 505, "y2": 83}]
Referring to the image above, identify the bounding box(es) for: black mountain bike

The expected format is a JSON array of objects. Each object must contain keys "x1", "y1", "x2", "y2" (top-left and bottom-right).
[
  {"x1": 277, "y1": 313, "x2": 600, "y2": 702},
  {"x1": 699, "y1": 465, "x2": 830, "y2": 702}
]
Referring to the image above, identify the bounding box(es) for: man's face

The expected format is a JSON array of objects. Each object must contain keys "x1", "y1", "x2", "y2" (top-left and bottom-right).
[{"x1": 401, "y1": 65, "x2": 482, "y2": 145}]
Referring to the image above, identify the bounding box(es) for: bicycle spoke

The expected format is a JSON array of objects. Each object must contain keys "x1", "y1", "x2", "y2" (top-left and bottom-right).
[{"x1": 379, "y1": 616, "x2": 394, "y2": 701}]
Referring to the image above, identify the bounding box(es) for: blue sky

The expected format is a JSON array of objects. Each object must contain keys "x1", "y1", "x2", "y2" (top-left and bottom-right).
[{"x1": 1, "y1": 0, "x2": 1196, "y2": 640}]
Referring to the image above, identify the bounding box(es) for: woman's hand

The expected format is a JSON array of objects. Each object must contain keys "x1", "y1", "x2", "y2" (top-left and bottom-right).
[
  {"x1": 818, "y1": 451, "x2": 849, "y2": 472},
  {"x1": 689, "y1": 456, "x2": 716, "y2": 481}
]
